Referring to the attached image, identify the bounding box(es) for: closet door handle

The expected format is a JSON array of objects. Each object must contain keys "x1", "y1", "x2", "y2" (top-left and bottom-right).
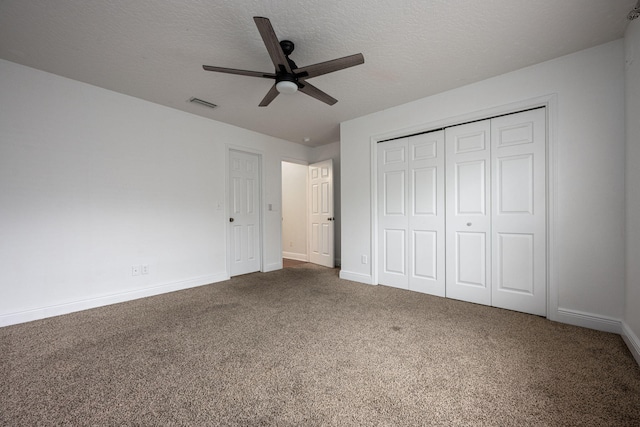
[{"x1": 230, "y1": 218, "x2": 235, "y2": 223}]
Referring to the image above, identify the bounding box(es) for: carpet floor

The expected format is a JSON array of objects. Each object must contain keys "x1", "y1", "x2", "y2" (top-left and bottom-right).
[{"x1": 2, "y1": 264, "x2": 639, "y2": 426}]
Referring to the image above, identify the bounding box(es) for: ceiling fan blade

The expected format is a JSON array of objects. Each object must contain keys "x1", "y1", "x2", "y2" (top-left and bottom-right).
[
  {"x1": 299, "y1": 82, "x2": 338, "y2": 106},
  {"x1": 202, "y1": 65, "x2": 276, "y2": 79},
  {"x1": 295, "y1": 53, "x2": 364, "y2": 79},
  {"x1": 259, "y1": 84, "x2": 280, "y2": 107},
  {"x1": 253, "y1": 17, "x2": 292, "y2": 74}
]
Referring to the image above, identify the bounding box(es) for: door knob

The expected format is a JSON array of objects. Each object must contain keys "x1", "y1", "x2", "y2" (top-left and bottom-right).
[
  {"x1": 328, "y1": 217, "x2": 334, "y2": 221},
  {"x1": 229, "y1": 218, "x2": 235, "y2": 222},
  {"x1": 466, "y1": 222, "x2": 472, "y2": 226}
]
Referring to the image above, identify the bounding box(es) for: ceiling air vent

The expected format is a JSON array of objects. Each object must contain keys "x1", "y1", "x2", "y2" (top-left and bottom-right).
[{"x1": 189, "y1": 97, "x2": 217, "y2": 109}]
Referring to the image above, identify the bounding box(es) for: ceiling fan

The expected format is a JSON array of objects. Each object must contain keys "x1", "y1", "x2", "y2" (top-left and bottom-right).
[{"x1": 202, "y1": 17, "x2": 365, "y2": 107}]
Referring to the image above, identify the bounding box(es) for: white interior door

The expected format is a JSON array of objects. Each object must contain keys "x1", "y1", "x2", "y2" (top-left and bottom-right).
[
  {"x1": 491, "y1": 108, "x2": 546, "y2": 316},
  {"x1": 377, "y1": 132, "x2": 445, "y2": 295},
  {"x1": 445, "y1": 120, "x2": 492, "y2": 306},
  {"x1": 229, "y1": 150, "x2": 261, "y2": 276},
  {"x1": 377, "y1": 138, "x2": 409, "y2": 289},
  {"x1": 308, "y1": 159, "x2": 334, "y2": 268}
]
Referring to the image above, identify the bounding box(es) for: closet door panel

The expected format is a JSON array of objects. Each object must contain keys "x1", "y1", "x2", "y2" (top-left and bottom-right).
[
  {"x1": 383, "y1": 229, "x2": 406, "y2": 275},
  {"x1": 413, "y1": 230, "x2": 437, "y2": 280},
  {"x1": 455, "y1": 160, "x2": 487, "y2": 215},
  {"x1": 491, "y1": 108, "x2": 546, "y2": 316},
  {"x1": 497, "y1": 154, "x2": 534, "y2": 215},
  {"x1": 496, "y1": 232, "x2": 534, "y2": 294},
  {"x1": 377, "y1": 139, "x2": 409, "y2": 289},
  {"x1": 455, "y1": 231, "x2": 487, "y2": 287},
  {"x1": 445, "y1": 121, "x2": 492, "y2": 306},
  {"x1": 409, "y1": 132, "x2": 445, "y2": 296},
  {"x1": 377, "y1": 131, "x2": 445, "y2": 296}
]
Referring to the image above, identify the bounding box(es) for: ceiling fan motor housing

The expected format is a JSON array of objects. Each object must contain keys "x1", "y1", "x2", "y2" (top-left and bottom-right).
[{"x1": 279, "y1": 40, "x2": 295, "y2": 56}]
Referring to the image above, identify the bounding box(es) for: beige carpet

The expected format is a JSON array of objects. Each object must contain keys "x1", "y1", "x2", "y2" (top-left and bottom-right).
[{"x1": 2, "y1": 264, "x2": 639, "y2": 426}]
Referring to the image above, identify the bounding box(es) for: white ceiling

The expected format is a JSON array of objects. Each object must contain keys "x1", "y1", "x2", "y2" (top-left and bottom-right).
[{"x1": 0, "y1": 0, "x2": 634, "y2": 147}]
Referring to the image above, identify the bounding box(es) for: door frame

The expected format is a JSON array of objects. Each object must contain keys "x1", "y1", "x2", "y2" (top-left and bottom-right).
[
  {"x1": 226, "y1": 145, "x2": 265, "y2": 275},
  {"x1": 280, "y1": 156, "x2": 337, "y2": 268},
  {"x1": 281, "y1": 158, "x2": 310, "y2": 264},
  {"x1": 370, "y1": 94, "x2": 559, "y2": 320}
]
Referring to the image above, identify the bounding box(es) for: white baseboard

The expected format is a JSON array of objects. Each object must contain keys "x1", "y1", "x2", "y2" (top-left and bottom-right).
[
  {"x1": 555, "y1": 307, "x2": 622, "y2": 334},
  {"x1": 282, "y1": 252, "x2": 308, "y2": 262},
  {"x1": 622, "y1": 321, "x2": 640, "y2": 366},
  {"x1": 339, "y1": 270, "x2": 374, "y2": 285},
  {"x1": 0, "y1": 273, "x2": 229, "y2": 327}
]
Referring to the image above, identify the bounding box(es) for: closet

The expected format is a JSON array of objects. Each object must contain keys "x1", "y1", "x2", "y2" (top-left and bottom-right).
[{"x1": 377, "y1": 108, "x2": 546, "y2": 316}]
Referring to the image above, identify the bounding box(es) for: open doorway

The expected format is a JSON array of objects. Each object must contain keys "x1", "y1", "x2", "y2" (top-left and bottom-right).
[
  {"x1": 282, "y1": 157, "x2": 339, "y2": 269},
  {"x1": 282, "y1": 161, "x2": 309, "y2": 265}
]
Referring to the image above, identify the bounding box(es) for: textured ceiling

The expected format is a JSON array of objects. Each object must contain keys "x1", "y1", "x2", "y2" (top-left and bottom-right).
[{"x1": 0, "y1": 0, "x2": 634, "y2": 146}]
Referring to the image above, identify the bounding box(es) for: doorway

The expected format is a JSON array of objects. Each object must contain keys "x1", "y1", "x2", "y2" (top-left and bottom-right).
[
  {"x1": 281, "y1": 159, "x2": 336, "y2": 268},
  {"x1": 282, "y1": 161, "x2": 308, "y2": 263}
]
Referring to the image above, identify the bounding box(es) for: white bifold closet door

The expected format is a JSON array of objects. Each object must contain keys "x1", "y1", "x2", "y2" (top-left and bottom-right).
[
  {"x1": 378, "y1": 108, "x2": 546, "y2": 316},
  {"x1": 490, "y1": 109, "x2": 546, "y2": 315},
  {"x1": 377, "y1": 131, "x2": 446, "y2": 296},
  {"x1": 445, "y1": 108, "x2": 546, "y2": 315},
  {"x1": 445, "y1": 120, "x2": 493, "y2": 306}
]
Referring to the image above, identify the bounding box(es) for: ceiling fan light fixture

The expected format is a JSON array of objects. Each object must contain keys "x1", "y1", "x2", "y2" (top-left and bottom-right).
[{"x1": 276, "y1": 80, "x2": 298, "y2": 94}]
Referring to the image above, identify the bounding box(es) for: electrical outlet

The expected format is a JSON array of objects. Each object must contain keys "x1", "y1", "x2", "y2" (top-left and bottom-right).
[
  {"x1": 141, "y1": 265, "x2": 149, "y2": 275},
  {"x1": 132, "y1": 266, "x2": 140, "y2": 276},
  {"x1": 289, "y1": 241, "x2": 293, "y2": 247},
  {"x1": 361, "y1": 255, "x2": 368, "y2": 264}
]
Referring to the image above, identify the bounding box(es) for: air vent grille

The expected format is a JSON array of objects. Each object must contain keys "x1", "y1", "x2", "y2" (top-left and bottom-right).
[{"x1": 189, "y1": 97, "x2": 217, "y2": 109}]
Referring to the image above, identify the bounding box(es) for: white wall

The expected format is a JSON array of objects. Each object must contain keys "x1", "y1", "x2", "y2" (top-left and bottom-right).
[
  {"x1": 282, "y1": 161, "x2": 308, "y2": 261},
  {"x1": 0, "y1": 59, "x2": 311, "y2": 326},
  {"x1": 341, "y1": 40, "x2": 626, "y2": 329},
  {"x1": 624, "y1": 19, "x2": 640, "y2": 364}
]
